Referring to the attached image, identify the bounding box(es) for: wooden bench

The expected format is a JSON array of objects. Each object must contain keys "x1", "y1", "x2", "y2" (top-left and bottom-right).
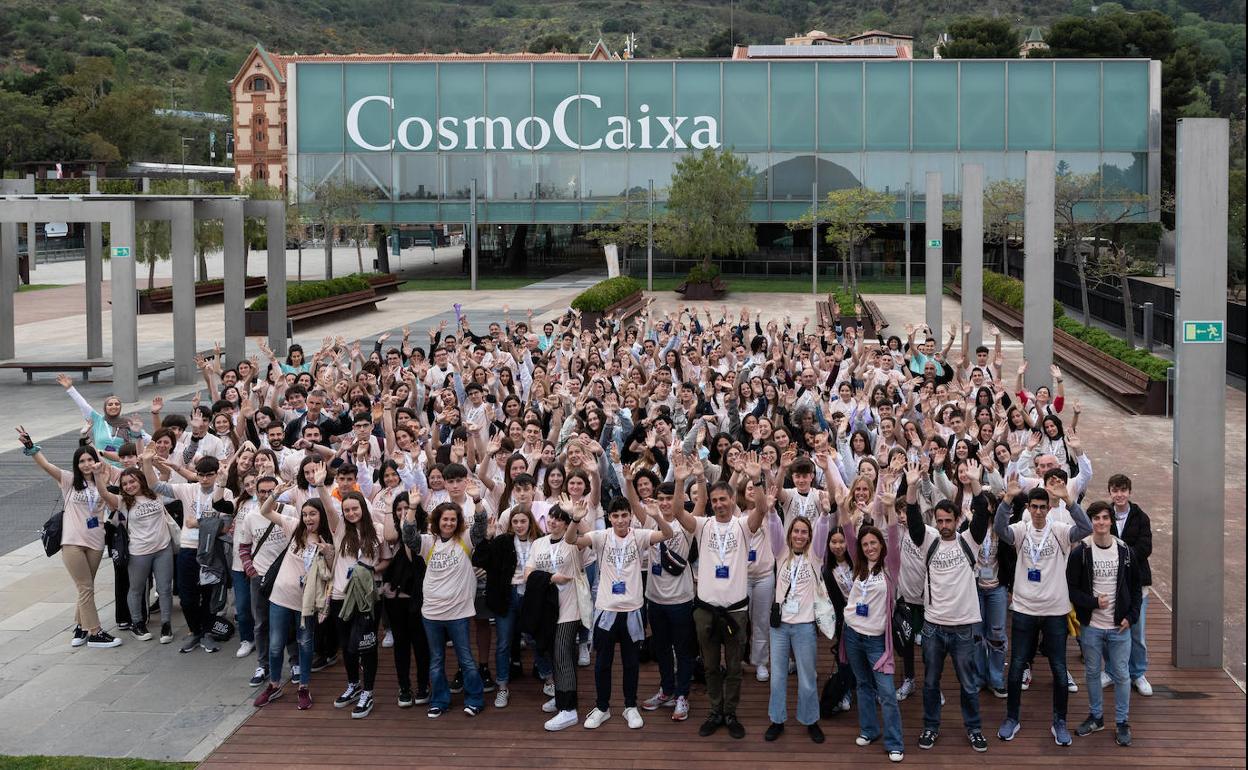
[
  {"x1": 87, "y1": 361, "x2": 177, "y2": 386},
  {"x1": 365, "y1": 273, "x2": 407, "y2": 294},
  {"x1": 246, "y1": 289, "x2": 386, "y2": 336},
  {"x1": 0, "y1": 360, "x2": 112, "y2": 383},
  {"x1": 139, "y1": 276, "x2": 267, "y2": 313},
  {"x1": 860, "y1": 297, "x2": 889, "y2": 338}
]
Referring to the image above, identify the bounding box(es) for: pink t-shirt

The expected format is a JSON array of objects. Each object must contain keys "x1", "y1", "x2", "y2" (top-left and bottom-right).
[
  {"x1": 269, "y1": 514, "x2": 320, "y2": 613},
  {"x1": 330, "y1": 518, "x2": 383, "y2": 600},
  {"x1": 58, "y1": 470, "x2": 108, "y2": 551},
  {"x1": 589, "y1": 528, "x2": 653, "y2": 613},
  {"x1": 693, "y1": 516, "x2": 753, "y2": 608}
]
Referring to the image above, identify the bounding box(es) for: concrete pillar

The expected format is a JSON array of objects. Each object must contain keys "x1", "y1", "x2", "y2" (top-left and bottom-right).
[
  {"x1": 170, "y1": 202, "x2": 196, "y2": 384},
  {"x1": 470, "y1": 178, "x2": 479, "y2": 292},
  {"x1": 961, "y1": 164, "x2": 985, "y2": 353},
  {"x1": 0, "y1": 221, "x2": 15, "y2": 359},
  {"x1": 25, "y1": 175, "x2": 37, "y2": 278},
  {"x1": 647, "y1": 179, "x2": 654, "y2": 292},
  {"x1": 109, "y1": 204, "x2": 138, "y2": 402},
  {"x1": 1172, "y1": 118, "x2": 1229, "y2": 669},
  {"x1": 265, "y1": 205, "x2": 288, "y2": 356},
  {"x1": 1022, "y1": 151, "x2": 1056, "y2": 392},
  {"x1": 85, "y1": 222, "x2": 104, "y2": 359},
  {"x1": 222, "y1": 201, "x2": 246, "y2": 367},
  {"x1": 924, "y1": 172, "x2": 942, "y2": 334}
]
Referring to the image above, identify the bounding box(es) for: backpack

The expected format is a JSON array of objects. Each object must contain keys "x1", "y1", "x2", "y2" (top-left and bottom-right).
[
  {"x1": 41, "y1": 510, "x2": 64, "y2": 557},
  {"x1": 923, "y1": 534, "x2": 977, "y2": 605}
]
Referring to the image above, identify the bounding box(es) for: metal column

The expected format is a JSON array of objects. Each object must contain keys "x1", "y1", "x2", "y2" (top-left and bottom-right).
[
  {"x1": 85, "y1": 222, "x2": 104, "y2": 359},
  {"x1": 469, "y1": 178, "x2": 478, "y2": 292},
  {"x1": 109, "y1": 203, "x2": 138, "y2": 402},
  {"x1": 1172, "y1": 118, "x2": 1229, "y2": 669},
  {"x1": 961, "y1": 164, "x2": 985, "y2": 353},
  {"x1": 266, "y1": 204, "x2": 288, "y2": 356},
  {"x1": 170, "y1": 202, "x2": 196, "y2": 385},
  {"x1": 0, "y1": 221, "x2": 15, "y2": 359},
  {"x1": 811, "y1": 181, "x2": 819, "y2": 295},
  {"x1": 904, "y1": 182, "x2": 912, "y2": 295},
  {"x1": 647, "y1": 179, "x2": 654, "y2": 292},
  {"x1": 1022, "y1": 151, "x2": 1056, "y2": 393},
  {"x1": 924, "y1": 172, "x2": 942, "y2": 334},
  {"x1": 222, "y1": 201, "x2": 246, "y2": 366}
]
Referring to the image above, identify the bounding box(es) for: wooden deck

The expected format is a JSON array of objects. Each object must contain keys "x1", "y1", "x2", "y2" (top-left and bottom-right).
[{"x1": 202, "y1": 598, "x2": 1244, "y2": 769}]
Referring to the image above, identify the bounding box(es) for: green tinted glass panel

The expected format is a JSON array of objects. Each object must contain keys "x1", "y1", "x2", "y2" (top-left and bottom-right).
[
  {"x1": 865, "y1": 63, "x2": 909, "y2": 150},
  {"x1": 817, "y1": 153, "x2": 862, "y2": 195},
  {"x1": 533, "y1": 202, "x2": 583, "y2": 222},
  {"x1": 1102, "y1": 61, "x2": 1147, "y2": 150},
  {"x1": 959, "y1": 62, "x2": 1005, "y2": 150},
  {"x1": 674, "y1": 62, "x2": 721, "y2": 149},
  {"x1": 863, "y1": 152, "x2": 909, "y2": 197},
  {"x1": 1007, "y1": 61, "x2": 1053, "y2": 149},
  {"x1": 581, "y1": 153, "x2": 628, "y2": 199},
  {"x1": 580, "y1": 63, "x2": 625, "y2": 150},
  {"x1": 1100, "y1": 152, "x2": 1146, "y2": 195},
  {"x1": 532, "y1": 63, "x2": 578, "y2": 151},
  {"x1": 627, "y1": 62, "x2": 674, "y2": 151},
  {"x1": 912, "y1": 63, "x2": 957, "y2": 150},
  {"x1": 818, "y1": 63, "x2": 863, "y2": 151},
  {"x1": 722, "y1": 62, "x2": 768, "y2": 151},
  {"x1": 397, "y1": 153, "x2": 438, "y2": 199},
  {"x1": 484, "y1": 202, "x2": 532, "y2": 222},
  {"x1": 484, "y1": 64, "x2": 532, "y2": 152},
  {"x1": 297, "y1": 64, "x2": 344, "y2": 152},
  {"x1": 770, "y1": 153, "x2": 815, "y2": 199},
  {"x1": 391, "y1": 64, "x2": 437, "y2": 153},
  {"x1": 343, "y1": 64, "x2": 390, "y2": 152},
  {"x1": 1054, "y1": 62, "x2": 1100, "y2": 151},
  {"x1": 770, "y1": 63, "x2": 815, "y2": 150},
  {"x1": 439, "y1": 64, "x2": 485, "y2": 152}
]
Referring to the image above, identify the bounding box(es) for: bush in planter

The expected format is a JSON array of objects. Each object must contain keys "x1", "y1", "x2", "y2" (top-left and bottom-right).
[
  {"x1": 571, "y1": 276, "x2": 643, "y2": 313},
  {"x1": 683, "y1": 263, "x2": 721, "y2": 285},
  {"x1": 248, "y1": 275, "x2": 371, "y2": 312}
]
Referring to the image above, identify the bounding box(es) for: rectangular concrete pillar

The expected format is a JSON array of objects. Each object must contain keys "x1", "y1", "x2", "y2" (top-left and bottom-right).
[
  {"x1": 85, "y1": 222, "x2": 104, "y2": 359},
  {"x1": 925, "y1": 172, "x2": 942, "y2": 333},
  {"x1": 0, "y1": 221, "x2": 15, "y2": 359},
  {"x1": 1022, "y1": 151, "x2": 1056, "y2": 392},
  {"x1": 1172, "y1": 118, "x2": 1228, "y2": 669},
  {"x1": 109, "y1": 204, "x2": 138, "y2": 402},
  {"x1": 171, "y1": 202, "x2": 196, "y2": 385},
  {"x1": 265, "y1": 205, "x2": 288, "y2": 356},
  {"x1": 961, "y1": 164, "x2": 985, "y2": 353},
  {"x1": 222, "y1": 201, "x2": 246, "y2": 367}
]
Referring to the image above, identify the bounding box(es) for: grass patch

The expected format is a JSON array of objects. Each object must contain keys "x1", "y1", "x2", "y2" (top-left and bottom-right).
[
  {"x1": 647, "y1": 276, "x2": 907, "y2": 296},
  {"x1": 397, "y1": 276, "x2": 541, "y2": 291},
  {"x1": 16, "y1": 284, "x2": 64, "y2": 293},
  {"x1": 0, "y1": 757, "x2": 193, "y2": 770}
]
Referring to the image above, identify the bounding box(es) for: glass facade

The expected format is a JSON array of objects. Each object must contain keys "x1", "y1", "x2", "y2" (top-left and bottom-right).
[{"x1": 293, "y1": 59, "x2": 1157, "y2": 224}]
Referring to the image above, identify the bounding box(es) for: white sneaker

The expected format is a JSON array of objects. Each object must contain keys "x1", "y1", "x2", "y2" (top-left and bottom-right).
[
  {"x1": 888, "y1": 751, "x2": 904, "y2": 762},
  {"x1": 624, "y1": 706, "x2": 644, "y2": 729},
  {"x1": 1101, "y1": 671, "x2": 1114, "y2": 689},
  {"x1": 543, "y1": 679, "x2": 556, "y2": 697},
  {"x1": 837, "y1": 694, "x2": 852, "y2": 712},
  {"x1": 235, "y1": 640, "x2": 254, "y2": 659},
  {"x1": 578, "y1": 642, "x2": 591, "y2": 667},
  {"x1": 1066, "y1": 672, "x2": 1079, "y2": 693},
  {"x1": 1133, "y1": 676, "x2": 1153, "y2": 696},
  {"x1": 672, "y1": 696, "x2": 689, "y2": 721},
  {"x1": 756, "y1": 664, "x2": 769, "y2": 682},
  {"x1": 896, "y1": 677, "x2": 915, "y2": 701},
  {"x1": 545, "y1": 709, "x2": 578, "y2": 731},
  {"x1": 494, "y1": 688, "x2": 510, "y2": 708},
  {"x1": 583, "y1": 707, "x2": 611, "y2": 729},
  {"x1": 1021, "y1": 666, "x2": 1032, "y2": 690},
  {"x1": 542, "y1": 697, "x2": 558, "y2": 713},
  {"x1": 788, "y1": 659, "x2": 796, "y2": 674},
  {"x1": 382, "y1": 629, "x2": 394, "y2": 648}
]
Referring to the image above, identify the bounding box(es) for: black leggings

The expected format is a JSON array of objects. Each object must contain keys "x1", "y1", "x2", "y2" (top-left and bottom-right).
[
  {"x1": 900, "y1": 601, "x2": 923, "y2": 680},
  {"x1": 384, "y1": 595, "x2": 430, "y2": 693},
  {"x1": 331, "y1": 599, "x2": 379, "y2": 691}
]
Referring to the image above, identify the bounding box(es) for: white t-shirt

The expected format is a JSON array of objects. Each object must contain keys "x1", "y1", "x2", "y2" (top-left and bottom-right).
[
  {"x1": 58, "y1": 469, "x2": 110, "y2": 551},
  {"x1": 269, "y1": 514, "x2": 318, "y2": 613},
  {"x1": 775, "y1": 553, "x2": 820, "y2": 625},
  {"x1": 158, "y1": 481, "x2": 234, "y2": 550},
  {"x1": 527, "y1": 535, "x2": 582, "y2": 624},
  {"x1": 1090, "y1": 542, "x2": 1120, "y2": 630},
  {"x1": 121, "y1": 496, "x2": 172, "y2": 557},
  {"x1": 237, "y1": 505, "x2": 291, "y2": 576},
  {"x1": 645, "y1": 520, "x2": 696, "y2": 606},
  {"x1": 589, "y1": 528, "x2": 653, "y2": 613},
  {"x1": 1007, "y1": 519, "x2": 1076, "y2": 617},
  {"x1": 693, "y1": 516, "x2": 752, "y2": 608},
  {"x1": 845, "y1": 568, "x2": 889, "y2": 637},
  {"x1": 419, "y1": 533, "x2": 476, "y2": 621},
  {"x1": 919, "y1": 528, "x2": 983, "y2": 626}
]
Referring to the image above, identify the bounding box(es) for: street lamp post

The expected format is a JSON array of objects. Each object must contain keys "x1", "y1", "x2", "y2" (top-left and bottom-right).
[{"x1": 180, "y1": 137, "x2": 194, "y2": 182}]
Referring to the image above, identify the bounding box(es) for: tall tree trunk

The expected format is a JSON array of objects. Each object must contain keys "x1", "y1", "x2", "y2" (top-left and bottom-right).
[
  {"x1": 375, "y1": 225, "x2": 391, "y2": 274},
  {"x1": 355, "y1": 232, "x2": 365, "y2": 274},
  {"x1": 1076, "y1": 253, "x2": 1091, "y2": 326},
  {"x1": 148, "y1": 254, "x2": 157, "y2": 291},
  {"x1": 1121, "y1": 275, "x2": 1136, "y2": 348},
  {"x1": 197, "y1": 248, "x2": 208, "y2": 282},
  {"x1": 323, "y1": 223, "x2": 334, "y2": 279},
  {"x1": 840, "y1": 243, "x2": 849, "y2": 291},
  {"x1": 297, "y1": 243, "x2": 303, "y2": 283}
]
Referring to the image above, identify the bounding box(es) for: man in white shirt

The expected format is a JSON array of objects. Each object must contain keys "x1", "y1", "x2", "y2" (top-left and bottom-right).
[{"x1": 237, "y1": 475, "x2": 296, "y2": 686}]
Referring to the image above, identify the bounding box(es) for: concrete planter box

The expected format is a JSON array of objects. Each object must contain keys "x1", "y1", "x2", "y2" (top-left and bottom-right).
[
  {"x1": 135, "y1": 277, "x2": 266, "y2": 314},
  {"x1": 244, "y1": 288, "x2": 384, "y2": 336}
]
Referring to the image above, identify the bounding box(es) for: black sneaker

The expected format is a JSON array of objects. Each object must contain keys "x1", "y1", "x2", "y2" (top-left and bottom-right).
[
  {"x1": 765, "y1": 722, "x2": 784, "y2": 741},
  {"x1": 310, "y1": 655, "x2": 330, "y2": 672},
  {"x1": 969, "y1": 730, "x2": 988, "y2": 752},
  {"x1": 179, "y1": 634, "x2": 202, "y2": 654},
  {"x1": 724, "y1": 713, "x2": 746, "y2": 739},
  {"x1": 1114, "y1": 722, "x2": 1132, "y2": 747},
  {"x1": 413, "y1": 687, "x2": 431, "y2": 705},
  {"x1": 1076, "y1": 715, "x2": 1105, "y2": 737},
  {"x1": 351, "y1": 690, "x2": 374, "y2": 719},
  {"x1": 427, "y1": 706, "x2": 445, "y2": 719},
  {"x1": 87, "y1": 630, "x2": 122, "y2": 648},
  {"x1": 698, "y1": 712, "x2": 723, "y2": 737},
  {"x1": 397, "y1": 689, "x2": 415, "y2": 708},
  {"x1": 335, "y1": 683, "x2": 362, "y2": 709},
  {"x1": 70, "y1": 625, "x2": 88, "y2": 648},
  {"x1": 117, "y1": 621, "x2": 131, "y2": 631},
  {"x1": 249, "y1": 667, "x2": 268, "y2": 687},
  {"x1": 480, "y1": 667, "x2": 497, "y2": 693},
  {"x1": 450, "y1": 671, "x2": 464, "y2": 694},
  {"x1": 990, "y1": 687, "x2": 1007, "y2": 699},
  {"x1": 463, "y1": 704, "x2": 482, "y2": 717},
  {"x1": 130, "y1": 623, "x2": 152, "y2": 642},
  {"x1": 807, "y1": 723, "x2": 825, "y2": 744},
  {"x1": 200, "y1": 636, "x2": 220, "y2": 653},
  {"x1": 918, "y1": 729, "x2": 938, "y2": 750},
  {"x1": 159, "y1": 623, "x2": 174, "y2": 644}
]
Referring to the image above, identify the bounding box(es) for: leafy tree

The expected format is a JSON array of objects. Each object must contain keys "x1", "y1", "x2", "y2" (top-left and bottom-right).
[
  {"x1": 939, "y1": 18, "x2": 1021, "y2": 59},
  {"x1": 0, "y1": 89, "x2": 49, "y2": 174},
  {"x1": 983, "y1": 179, "x2": 1025, "y2": 272},
  {"x1": 287, "y1": 200, "x2": 310, "y2": 283},
  {"x1": 241, "y1": 179, "x2": 284, "y2": 276},
  {"x1": 530, "y1": 33, "x2": 579, "y2": 53},
  {"x1": 790, "y1": 187, "x2": 895, "y2": 294},
  {"x1": 135, "y1": 219, "x2": 171, "y2": 291},
  {"x1": 705, "y1": 28, "x2": 736, "y2": 58},
  {"x1": 656, "y1": 149, "x2": 755, "y2": 277},
  {"x1": 587, "y1": 189, "x2": 654, "y2": 266},
  {"x1": 301, "y1": 177, "x2": 372, "y2": 279}
]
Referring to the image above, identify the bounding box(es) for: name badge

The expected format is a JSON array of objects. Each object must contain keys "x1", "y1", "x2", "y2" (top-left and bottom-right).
[
  {"x1": 783, "y1": 597, "x2": 800, "y2": 615},
  {"x1": 855, "y1": 603, "x2": 869, "y2": 617},
  {"x1": 347, "y1": 566, "x2": 354, "y2": 580},
  {"x1": 748, "y1": 549, "x2": 757, "y2": 563},
  {"x1": 86, "y1": 516, "x2": 99, "y2": 529},
  {"x1": 978, "y1": 567, "x2": 995, "y2": 580},
  {"x1": 715, "y1": 565, "x2": 730, "y2": 580},
  {"x1": 651, "y1": 563, "x2": 662, "y2": 577},
  {"x1": 611, "y1": 580, "x2": 626, "y2": 595},
  {"x1": 1027, "y1": 568, "x2": 1042, "y2": 582}
]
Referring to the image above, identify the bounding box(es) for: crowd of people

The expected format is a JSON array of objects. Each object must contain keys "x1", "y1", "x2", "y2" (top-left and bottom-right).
[{"x1": 17, "y1": 299, "x2": 1155, "y2": 760}]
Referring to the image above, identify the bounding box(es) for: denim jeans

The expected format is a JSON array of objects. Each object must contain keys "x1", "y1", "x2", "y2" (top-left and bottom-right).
[
  {"x1": 1006, "y1": 612, "x2": 1069, "y2": 722},
  {"x1": 768, "y1": 621, "x2": 819, "y2": 725},
  {"x1": 494, "y1": 586, "x2": 521, "y2": 686},
  {"x1": 974, "y1": 584, "x2": 1007, "y2": 690},
  {"x1": 267, "y1": 603, "x2": 314, "y2": 687},
  {"x1": 1130, "y1": 593, "x2": 1148, "y2": 680},
  {"x1": 648, "y1": 599, "x2": 695, "y2": 698},
  {"x1": 231, "y1": 569, "x2": 254, "y2": 643},
  {"x1": 423, "y1": 617, "x2": 484, "y2": 711},
  {"x1": 593, "y1": 612, "x2": 640, "y2": 711},
  {"x1": 844, "y1": 626, "x2": 904, "y2": 752},
  {"x1": 250, "y1": 575, "x2": 296, "y2": 670},
  {"x1": 921, "y1": 622, "x2": 982, "y2": 732},
  {"x1": 1082, "y1": 624, "x2": 1131, "y2": 724}
]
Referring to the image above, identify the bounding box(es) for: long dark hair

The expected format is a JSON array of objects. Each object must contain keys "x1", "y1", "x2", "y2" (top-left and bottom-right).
[
  {"x1": 71, "y1": 446, "x2": 101, "y2": 491},
  {"x1": 117, "y1": 467, "x2": 156, "y2": 508},
  {"x1": 338, "y1": 491, "x2": 380, "y2": 561},
  {"x1": 294, "y1": 498, "x2": 333, "y2": 551},
  {"x1": 851, "y1": 525, "x2": 888, "y2": 582}
]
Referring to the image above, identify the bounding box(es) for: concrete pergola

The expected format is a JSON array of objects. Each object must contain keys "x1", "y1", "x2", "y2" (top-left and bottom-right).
[{"x1": 0, "y1": 189, "x2": 286, "y2": 402}]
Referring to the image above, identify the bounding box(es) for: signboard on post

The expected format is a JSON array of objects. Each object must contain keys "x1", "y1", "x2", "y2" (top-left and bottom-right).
[
  {"x1": 603, "y1": 244, "x2": 620, "y2": 278},
  {"x1": 1182, "y1": 321, "x2": 1224, "y2": 343},
  {"x1": 927, "y1": 238, "x2": 942, "y2": 248},
  {"x1": 110, "y1": 246, "x2": 131, "y2": 258}
]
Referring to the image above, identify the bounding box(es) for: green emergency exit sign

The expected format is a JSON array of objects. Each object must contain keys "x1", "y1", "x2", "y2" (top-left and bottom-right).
[
  {"x1": 1182, "y1": 321, "x2": 1224, "y2": 343},
  {"x1": 110, "y1": 246, "x2": 131, "y2": 258},
  {"x1": 927, "y1": 239, "x2": 942, "y2": 248}
]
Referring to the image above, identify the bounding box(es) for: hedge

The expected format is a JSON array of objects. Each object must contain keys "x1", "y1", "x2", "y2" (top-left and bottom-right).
[
  {"x1": 955, "y1": 269, "x2": 1171, "y2": 381},
  {"x1": 138, "y1": 278, "x2": 225, "y2": 297},
  {"x1": 248, "y1": 275, "x2": 371, "y2": 312},
  {"x1": 570, "y1": 276, "x2": 643, "y2": 312}
]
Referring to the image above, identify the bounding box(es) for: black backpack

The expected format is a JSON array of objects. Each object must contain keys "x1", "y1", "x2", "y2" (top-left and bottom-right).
[{"x1": 41, "y1": 511, "x2": 64, "y2": 557}]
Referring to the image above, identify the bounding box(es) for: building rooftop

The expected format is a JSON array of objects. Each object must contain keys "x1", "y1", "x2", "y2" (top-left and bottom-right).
[
  {"x1": 848, "y1": 29, "x2": 914, "y2": 40},
  {"x1": 739, "y1": 44, "x2": 907, "y2": 59}
]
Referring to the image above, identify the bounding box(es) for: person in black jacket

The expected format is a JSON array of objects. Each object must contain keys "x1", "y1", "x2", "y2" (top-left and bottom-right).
[
  {"x1": 1066, "y1": 501, "x2": 1142, "y2": 747},
  {"x1": 472, "y1": 504, "x2": 541, "y2": 709},
  {"x1": 1106, "y1": 474, "x2": 1154, "y2": 696},
  {"x1": 381, "y1": 492, "x2": 430, "y2": 708},
  {"x1": 819, "y1": 524, "x2": 857, "y2": 716}
]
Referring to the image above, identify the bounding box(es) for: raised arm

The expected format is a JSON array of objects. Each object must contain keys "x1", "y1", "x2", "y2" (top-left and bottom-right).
[{"x1": 17, "y1": 427, "x2": 64, "y2": 481}]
